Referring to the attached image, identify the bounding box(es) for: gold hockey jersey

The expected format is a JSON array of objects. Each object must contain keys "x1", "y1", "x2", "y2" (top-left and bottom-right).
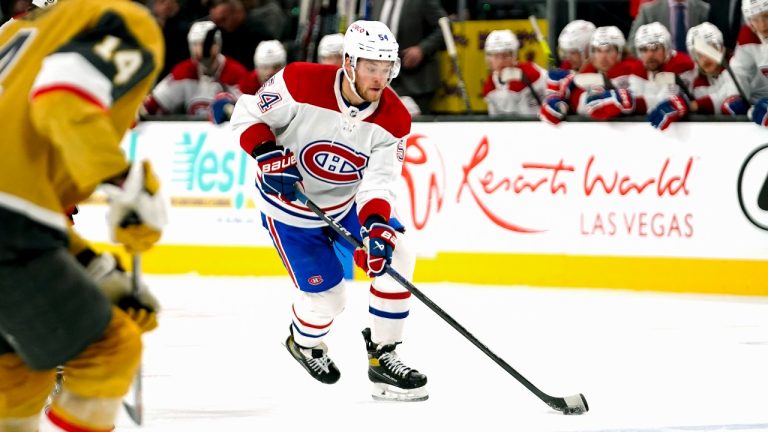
[{"x1": 0, "y1": 0, "x2": 163, "y2": 233}]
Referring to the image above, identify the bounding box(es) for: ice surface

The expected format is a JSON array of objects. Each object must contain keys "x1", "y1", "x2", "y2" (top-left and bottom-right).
[{"x1": 115, "y1": 275, "x2": 768, "y2": 432}]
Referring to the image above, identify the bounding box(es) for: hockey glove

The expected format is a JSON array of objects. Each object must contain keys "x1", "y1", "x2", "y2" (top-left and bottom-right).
[
  {"x1": 721, "y1": 95, "x2": 748, "y2": 116},
  {"x1": 209, "y1": 92, "x2": 236, "y2": 124},
  {"x1": 648, "y1": 95, "x2": 688, "y2": 131},
  {"x1": 749, "y1": 97, "x2": 768, "y2": 127},
  {"x1": 539, "y1": 95, "x2": 569, "y2": 125},
  {"x1": 353, "y1": 220, "x2": 397, "y2": 278},
  {"x1": 546, "y1": 68, "x2": 574, "y2": 97},
  {"x1": 255, "y1": 146, "x2": 303, "y2": 202},
  {"x1": 102, "y1": 160, "x2": 167, "y2": 254},
  {"x1": 84, "y1": 252, "x2": 160, "y2": 333},
  {"x1": 585, "y1": 88, "x2": 635, "y2": 120}
]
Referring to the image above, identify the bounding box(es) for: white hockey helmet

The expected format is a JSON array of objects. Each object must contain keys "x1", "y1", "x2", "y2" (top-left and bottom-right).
[
  {"x1": 32, "y1": 0, "x2": 57, "y2": 8},
  {"x1": 318, "y1": 33, "x2": 344, "y2": 59},
  {"x1": 558, "y1": 20, "x2": 596, "y2": 57},
  {"x1": 343, "y1": 20, "x2": 401, "y2": 80},
  {"x1": 188, "y1": 21, "x2": 222, "y2": 52},
  {"x1": 590, "y1": 26, "x2": 626, "y2": 57},
  {"x1": 634, "y1": 22, "x2": 672, "y2": 56},
  {"x1": 743, "y1": 0, "x2": 768, "y2": 18},
  {"x1": 485, "y1": 29, "x2": 519, "y2": 54},
  {"x1": 255, "y1": 40, "x2": 287, "y2": 67},
  {"x1": 686, "y1": 22, "x2": 724, "y2": 59}
]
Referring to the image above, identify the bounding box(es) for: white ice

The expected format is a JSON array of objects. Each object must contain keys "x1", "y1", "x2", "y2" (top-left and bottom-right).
[{"x1": 115, "y1": 275, "x2": 768, "y2": 432}]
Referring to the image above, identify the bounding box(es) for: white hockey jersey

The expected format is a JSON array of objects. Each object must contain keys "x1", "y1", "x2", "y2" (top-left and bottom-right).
[
  {"x1": 482, "y1": 62, "x2": 547, "y2": 116},
  {"x1": 730, "y1": 25, "x2": 768, "y2": 103},
  {"x1": 143, "y1": 54, "x2": 247, "y2": 117},
  {"x1": 690, "y1": 70, "x2": 739, "y2": 115},
  {"x1": 230, "y1": 62, "x2": 410, "y2": 228}
]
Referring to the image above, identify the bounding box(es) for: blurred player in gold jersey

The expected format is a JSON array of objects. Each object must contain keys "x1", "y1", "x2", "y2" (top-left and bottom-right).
[{"x1": 0, "y1": 0, "x2": 167, "y2": 430}]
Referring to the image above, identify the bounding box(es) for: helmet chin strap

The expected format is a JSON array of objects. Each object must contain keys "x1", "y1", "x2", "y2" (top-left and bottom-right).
[{"x1": 343, "y1": 61, "x2": 365, "y2": 101}]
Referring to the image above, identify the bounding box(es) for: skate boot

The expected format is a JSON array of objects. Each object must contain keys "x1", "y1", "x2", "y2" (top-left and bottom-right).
[
  {"x1": 285, "y1": 327, "x2": 340, "y2": 384},
  {"x1": 362, "y1": 328, "x2": 428, "y2": 401}
]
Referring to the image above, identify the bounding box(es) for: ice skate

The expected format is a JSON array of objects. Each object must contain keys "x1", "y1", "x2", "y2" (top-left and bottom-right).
[
  {"x1": 362, "y1": 328, "x2": 428, "y2": 401},
  {"x1": 285, "y1": 328, "x2": 340, "y2": 384}
]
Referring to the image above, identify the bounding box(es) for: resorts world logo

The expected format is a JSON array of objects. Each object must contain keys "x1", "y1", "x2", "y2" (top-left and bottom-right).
[{"x1": 738, "y1": 143, "x2": 768, "y2": 231}]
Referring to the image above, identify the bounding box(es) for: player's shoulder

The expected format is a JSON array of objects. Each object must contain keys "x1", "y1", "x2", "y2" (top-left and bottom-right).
[
  {"x1": 169, "y1": 59, "x2": 199, "y2": 81},
  {"x1": 220, "y1": 57, "x2": 249, "y2": 85},
  {"x1": 281, "y1": 62, "x2": 339, "y2": 109},
  {"x1": 667, "y1": 52, "x2": 695, "y2": 73},
  {"x1": 364, "y1": 88, "x2": 411, "y2": 139},
  {"x1": 283, "y1": 62, "x2": 339, "y2": 95},
  {"x1": 737, "y1": 24, "x2": 762, "y2": 47}
]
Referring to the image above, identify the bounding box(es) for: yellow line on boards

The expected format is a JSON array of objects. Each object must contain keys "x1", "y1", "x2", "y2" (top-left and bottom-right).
[{"x1": 93, "y1": 243, "x2": 768, "y2": 296}]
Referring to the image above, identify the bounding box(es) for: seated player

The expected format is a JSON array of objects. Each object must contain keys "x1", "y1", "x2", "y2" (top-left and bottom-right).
[
  {"x1": 482, "y1": 29, "x2": 547, "y2": 116},
  {"x1": 141, "y1": 20, "x2": 247, "y2": 118},
  {"x1": 317, "y1": 33, "x2": 344, "y2": 66}
]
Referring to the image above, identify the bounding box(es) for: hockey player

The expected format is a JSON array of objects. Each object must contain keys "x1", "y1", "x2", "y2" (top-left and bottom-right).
[
  {"x1": 685, "y1": 22, "x2": 746, "y2": 116},
  {"x1": 141, "y1": 20, "x2": 247, "y2": 118},
  {"x1": 230, "y1": 20, "x2": 428, "y2": 401},
  {"x1": 731, "y1": 0, "x2": 768, "y2": 127},
  {"x1": 482, "y1": 29, "x2": 547, "y2": 116},
  {"x1": 0, "y1": 0, "x2": 167, "y2": 431},
  {"x1": 557, "y1": 19, "x2": 596, "y2": 72},
  {"x1": 317, "y1": 33, "x2": 344, "y2": 66},
  {"x1": 540, "y1": 26, "x2": 646, "y2": 125},
  {"x1": 632, "y1": 22, "x2": 697, "y2": 130}
]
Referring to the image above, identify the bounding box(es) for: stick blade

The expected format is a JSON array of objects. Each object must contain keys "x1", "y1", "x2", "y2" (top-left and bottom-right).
[
  {"x1": 122, "y1": 401, "x2": 142, "y2": 425},
  {"x1": 693, "y1": 37, "x2": 724, "y2": 64},
  {"x1": 548, "y1": 393, "x2": 589, "y2": 415}
]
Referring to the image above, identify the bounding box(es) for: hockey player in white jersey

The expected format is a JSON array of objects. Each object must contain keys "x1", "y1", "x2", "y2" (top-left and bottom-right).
[
  {"x1": 230, "y1": 20, "x2": 427, "y2": 401},
  {"x1": 482, "y1": 29, "x2": 547, "y2": 116},
  {"x1": 557, "y1": 20, "x2": 596, "y2": 72},
  {"x1": 686, "y1": 22, "x2": 746, "y2": 116},
  {"x1": 142, "y1": 20, "x2": 247, "y2": 118},
  {"x1": 732, "y1": 0, "x2": 768, "y2": 126}
]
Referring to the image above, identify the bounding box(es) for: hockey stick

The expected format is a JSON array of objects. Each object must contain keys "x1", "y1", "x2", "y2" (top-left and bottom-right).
[
  {"x1": 529, "y1": 16, "x2": 558, "y2": 69},
  {"x1": 438, "y1": 17, "x2": 472, "y2": 114},
  {"x1": 293, "y1": 187, "x2": 589, "y2": 415},
  {"x1": 122, "y1": 254, "x2": 143, "y2": 425},
  {"x1": 693, "y1": 37, "x2": 751, "y2": 108}
]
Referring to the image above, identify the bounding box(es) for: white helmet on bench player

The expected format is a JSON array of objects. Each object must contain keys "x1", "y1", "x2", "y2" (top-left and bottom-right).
[
  {"x1": 558, "y1": 20, "x2": 596, "y2": 59},
  {"x1": 590, "y1": 26, "x2": 626, "y2": 58},
  {"x1": 634, "y1": 22, "x2": 672, "y2": 59},
  {"x1": 343, "y1": 20, "x2": 401, "y2": 95},
  {"x1": 485, "y1": 29, "x2": 520, "y2": 55}
]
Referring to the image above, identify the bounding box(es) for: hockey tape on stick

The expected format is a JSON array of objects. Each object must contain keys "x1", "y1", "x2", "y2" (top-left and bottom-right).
[
  {"x1": 293, "y1": 186, "x2": 589, "y2": 415},
  {"x1": 438, "y1": 17, "x2": 472, "y2": 113},
  {"x1": 529, "y1": 15, "x2": 557, "y2": 68}
]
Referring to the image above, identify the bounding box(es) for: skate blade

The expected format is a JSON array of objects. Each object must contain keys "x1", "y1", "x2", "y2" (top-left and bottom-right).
[{"x1": 371, "y1": 382, "x2": 428, "y2": 402}]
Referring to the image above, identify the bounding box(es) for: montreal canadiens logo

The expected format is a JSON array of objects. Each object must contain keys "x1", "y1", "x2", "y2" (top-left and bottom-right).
[{"x1": 300, "y1": 140, "x2": 368, "y2": 185}]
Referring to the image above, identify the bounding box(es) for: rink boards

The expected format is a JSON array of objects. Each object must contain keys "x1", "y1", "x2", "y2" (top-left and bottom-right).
[{"x1": 75, "y1": 120, "x2": 768, "y2": 295}]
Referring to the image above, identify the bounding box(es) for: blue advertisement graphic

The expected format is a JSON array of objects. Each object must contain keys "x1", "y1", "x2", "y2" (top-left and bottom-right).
[{"x1": 173, "y1": 132, "x2": 250, "y2": 209}]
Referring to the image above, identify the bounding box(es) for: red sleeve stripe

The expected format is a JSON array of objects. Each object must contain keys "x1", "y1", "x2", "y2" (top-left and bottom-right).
[
  {"x1": 30, "y1": 84, "x2": 107, "y2": 112},
  {"x1": 370, "y1": 285, "x2": 411, "y2": 300},
  {"x1": 358, "y1": 198, "x2": 391, "y2": 226},
  {"x1": 46, "y1": 408, "x2": 113, "y2": 432},
  {"x1": 239, "y1": 123, "x2": 276, "y2": 155}
]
